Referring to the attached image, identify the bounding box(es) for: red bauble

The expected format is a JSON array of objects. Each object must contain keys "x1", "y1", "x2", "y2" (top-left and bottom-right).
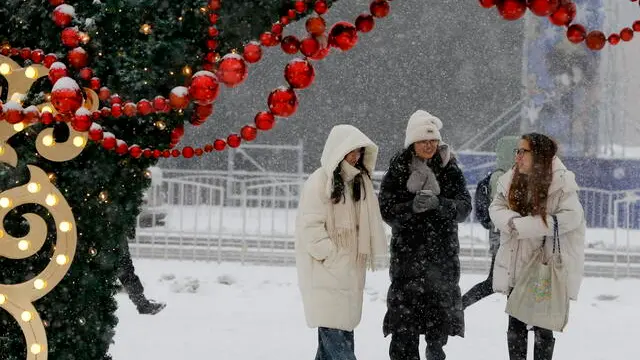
[
  {"x1": 49, "y1": 0, "x2": 65, "y2": 5},
  {"x1": 566, "y1": 24, "x2": 586, "y2": 43},
  {"x1": 497, "y1": 0, "x2": 527, "y2": 21},
  {"x1": 153, "y1": 96, "x2": 169, "y2": 112},
  {"x1": 243, "y1": 41, "x2": 263, "y2": 63},
  {"x1": 300, "y1": 37, "x2": 321, "y2": 57},
  {"x1": 31, "y1": 49, "x2": 45, "y2": 64},
  {"x1": 137, "y1": 99, "x2": 153, "y2": 116},
  {"x1": 162, "y1": 150, "x2": 171, "y2": 158},
  {"x1": 111, "y1": 103, "x2": 123, "y2": 118},
  {"x1": 370, "y1": 0, "x2": 390, "y2": 18},
  {"x1": 527, "y1": 0, "x2": 559, "y2": 16},
  {"x1": 194, "y1": 103, "x2": 214, "y2": 120},
  {"x1": 208, "y1": 26, "x2": 219, "y2": 37},
  {"x1": 189, "y1": 71, "x2": 220, "y2": 105},
  {"x1": 79, "y1": 67, "x2": 93, "y2": 80},
  {"x1": 306, "y1": 17, "x2": 327, "y2": 37},
  {"x1": 294, "y1": 0, "x2": 307, "y2": 13},
  {"x1": 608, "y1": 33, "x2": 621, "y2": 45},
  {"x1": 40, "y1": 112, "x2": 54, "y2": 125},
  {"x1": 309, "y1": 35, "x2": 330, "y2": 60},
  {"x1": 213, "y1": 139, "x2": 226, "y2": 151},
  {"x1": 209, "y1": 13, "x2": 219, "y2": 24},
  {"x1": 100, "y1": 107, "x2": 111, "y2": 118},
  {"x1": 23, "y1": 106, "x2": 39, "y2": 124},
  {"x1": 20, "y1": 48, "x2": 31, "y2": 60},
  {"x1": 633, "y1": 20, "x2": 640, "y2": 33},
  {"x1": 182, "y1": 147, "x2": 195, "y2": 159},
  {"x1": 620, "y1": 27, "x2": 634, "y2": 42},
  {"x1": 255, "y1": 111, "x2": 275, "y2": 130},
  {"x1": 208, "y1": 0, "x2": 221, "y2": 11},
  {"x1": 116, "y1": 140, "x2": 129, "y2": 155},
  {"x1": 129, "y1": 145, "x2": 142, "y2": 159},
  {"x1": 48, "y1": 62, "x2": 68, "y2": 85},
  {"x1": 271, "y1": 23, "x2": 284, "y2": 36},
  {"x1": 585, "y1": 30, "x2": 606, "y2": 50},
  {"x1": 217, "y1": 54, "x2": 248, "y2": 87},
  {"x1": 110, "y1": 94, "x2": 122, "y2": 105},
  {"x1": 169, "y1": 86, "x2": 190, "y2": 109},
  {"x1": 88, "y1": 124, "x2": 103, "y2": 141},
  {"x1": 43, "y1": 54, "x2": 58, "y2": 68},
  {"x1": 98, "y1": 87, "x2": 111, "y2": 101},
  {"x1": 260, "y1": 32, "x2": 280, "y2": 47},
  {"x1": 152, "y1": 149, "x2": 161, "y2": 158},
  {"x1": 478, "y1": 0, "x2": 496, "y2": 8},
  {"x1": 171, "y1": 125, "x2": 185, "y2": 140},
  {"x1": 285, "y1": 58, "x2": 315, "y2": 89},
  {"x1": 61, "y1": 27, "x2": 80, "y2": 48},
  {"x1": 314, "y1": 0, "x2": 328, "y2": 14},
  {"x1": 102, "y1": 136, "x2": 117, "y2": 150},
  {"x1": 123, "y1": 102, "x2": 137, "y2": 117},
  {"x1": 281, "y1": 36, "x2": 300, "y2": 54},
  {"x1": 50, "y1": 77, "x2": 83, "y2": 114},
  {"x1": 355, "y1": 14, "x2": 375, "y2": 33},
  {"x1": 227, "y1": 134, "x2": 242, "y2": 148},
  {"x1": 267, "y1": 87, "x2": 298, "y2": 117},
  {"x1": 3, "y1": 102, "x2": 23, "y2": 124},
  {"x1": 241, "y1": 125, "x2": 258, "y2": 141},
  {"x1": 89, "y1": 77, "x2": 101, "y2": 90},
  {"x1": 68, "y1": 47, "x2": 88, "y2": 68},
  {"x1": 329, "y1": 22, "x2": 358, "y2": 51},
  {"x1": 549, "y1": 2, "x2": 576, "y2": 26},
  {"x1": 71, "y1": 108, "x2": 92, "y2": 131},
  {"x1": 53, "y1": 5, "x2": 74, "y2": 28},
  {"x1": 204, "y1": 144, "x2": 214, "y2": 152},
  {"x1": 195, "y1": 148, "x2": 204, "y2": 156}
]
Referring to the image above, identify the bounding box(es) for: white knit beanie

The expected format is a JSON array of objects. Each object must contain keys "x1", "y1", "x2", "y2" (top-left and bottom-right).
[{"x1": 404, "y1": 110, "x2": 443, "y2": 148}]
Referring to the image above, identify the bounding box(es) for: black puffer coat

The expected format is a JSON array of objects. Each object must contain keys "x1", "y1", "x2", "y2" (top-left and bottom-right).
[{"x1": 379, "y1": 146, "x2": 472, "y2": 338}]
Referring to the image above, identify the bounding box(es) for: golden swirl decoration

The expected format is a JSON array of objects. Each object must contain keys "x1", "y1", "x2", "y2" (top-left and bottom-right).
[{"x1": 1, "y1": 54, "x2": 88, "y2": 360}]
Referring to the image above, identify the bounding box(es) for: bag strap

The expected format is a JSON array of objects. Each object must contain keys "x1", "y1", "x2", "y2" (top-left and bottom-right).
[{"x1": 541, "y1": 215, "x2": 560, "y2": 254}]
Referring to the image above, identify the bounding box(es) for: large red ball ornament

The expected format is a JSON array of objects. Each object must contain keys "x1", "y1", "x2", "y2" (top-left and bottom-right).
[
  {"x1": 61, "y1": 27, "x2": 80, "y2": 48},
  {"x1": 217, "y1": 54, "x2": 248, "y2": 87},
  {"x1": 241, "y1": 125, "x2": 258, "y2": 141},
  {"x1": 585, "y1": 30, "x2": 606, "y2": 50},
  {"x1": 549, "y1": 1, "x2": 576, "y2": 26},
  {"x1": 68, "y1": 47, "x2": 88, "y2": 68},
  {"x1": 497, "y1": 0, "x2": 527, "y2": 21},
  {"x1": 527, "y1": 0, "x2": 559, "y2": 16},
  {"x1": 355, "y1": 14, "x2": 375, "y2": 33},
  {"x1": 243, "y1": 41, "x2": 262, "y2": 63},
  {"x1": 329, "y1": 22, "x2": 358, "y2": 51},
  {"x1": 51, "y1": 77, "x2": 84, "y2": 114},
  {"x1": 300, "y1": 37, "x2": 321, "y2": 57},
  {"x1": 267, "y1": 87, "x2": 298, "y2": 117},
  {"x1": 566, "y1": 24, "x2": 586, "y2": 43},
  {"x1": 48, "y1": 62, "x2": 68, "y2": 85},
  {"x1": 281, "y1": 35, "x2": 300, "y2": 55},
  {"x1": 284, "y1": 58, "x2": 315, "y2": 89},
  {"x1": 255, "y1": 111, "x2": 275, "y2": 130},
  {"x1": 370, "y1": 0, "x2": 390, "y2": 18},
  {"x1": 53, "y1": 4, "x2": 74, "y2": 28},
  {"x1": 169, "y1": 86, "x2": 190, "y2": 109},
  {"x1": 306, "y1": 17, "x2": 327, "y2": 37},
  {"x1": 188, "y1": 71, "x2": 220, "y2": 105}
]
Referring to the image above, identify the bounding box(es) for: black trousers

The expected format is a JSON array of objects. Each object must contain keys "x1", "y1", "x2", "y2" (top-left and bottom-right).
[
  {"x1": 117, "y1": 237, "x2": 146, "y2": 304},
  {"x1": 507, "y1": 315, "x2": 555, "y2": 360},
  {"x1": 389, "y1": 331, "x2": 448, "y2": 360},
  {"x1": 462, "y1": 251, "x2": 496, "y2": 309}
]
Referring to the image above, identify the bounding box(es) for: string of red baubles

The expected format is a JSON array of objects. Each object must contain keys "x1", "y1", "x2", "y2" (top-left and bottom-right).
[
  {"x1": 480, "y1": 0, "x2": 640, "y2": 50},
  {"x1": 1, "y1": 0, "x2": 392, "y2": 159}
]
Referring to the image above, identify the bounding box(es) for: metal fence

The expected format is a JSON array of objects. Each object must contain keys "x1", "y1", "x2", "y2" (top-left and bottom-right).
[{"x1": 132, "y1": 170, "x2": 640, "y2": 279}]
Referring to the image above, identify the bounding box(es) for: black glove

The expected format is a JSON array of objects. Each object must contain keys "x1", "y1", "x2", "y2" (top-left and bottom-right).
[{"x1": 412, "y1": 191, "x2": 439, "y2": 213}]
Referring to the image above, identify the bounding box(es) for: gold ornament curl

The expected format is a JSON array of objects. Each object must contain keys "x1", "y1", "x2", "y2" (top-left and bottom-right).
[{"x1": 0, "y1": 53, "x2": 89, "y2": 360}]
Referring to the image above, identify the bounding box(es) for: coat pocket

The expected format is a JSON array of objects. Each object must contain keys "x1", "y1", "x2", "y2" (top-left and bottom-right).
[{"x1": 312, "y1": 249, "x2": 352, "y2": 290}]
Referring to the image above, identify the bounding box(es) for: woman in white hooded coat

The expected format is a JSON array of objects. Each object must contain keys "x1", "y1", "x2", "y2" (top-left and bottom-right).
[
  {"x1": 295, "y1": 124, "x2": 387, "y2": 360},
  {"x1": 489, "y1": 133, "x2": 585, "y2": 360}
]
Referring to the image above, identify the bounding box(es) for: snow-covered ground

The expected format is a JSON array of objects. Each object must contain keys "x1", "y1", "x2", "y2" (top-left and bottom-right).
[{"x1": 111, "y1": 259, "x2": 639, "y2": 360}]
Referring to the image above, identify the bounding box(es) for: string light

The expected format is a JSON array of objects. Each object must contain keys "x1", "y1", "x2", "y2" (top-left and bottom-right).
[{"x1": 140, "y1": 24, "x2": 152, "y2": 35}]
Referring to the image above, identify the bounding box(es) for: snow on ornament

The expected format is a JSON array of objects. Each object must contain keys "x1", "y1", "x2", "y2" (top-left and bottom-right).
[
  {"x1": 23, "y1": 105, "x2": 40, "y2": 123},
  {"x1": 72, "y1": 107, "x2": 92, "y2": 132},
  {"x1": 216, "y1": 54, "x2": 248, "y2": 87},
  {"x1": 48, "y1": 62, "x2": 68, "y2": 85},
  {"x1": 169, "y1": 86, "x2": 190, "y2": 109},
  {"x1": 61, "y1": 27, "x2": 81, "y2": 48},
  {"x1": 53, "y1": 4, "x2": 75, "y2": 28},
  {"x1": 68, "y1": 47, "x2": 88, "y2": 69},
  {"x1": 188, "y1": 71, "x2": 220, "y2": 105},
  {"x1": 243, "y1": 41, "x2": 262, "y2": 63},
  {"x1": 51, "y1": 77, "x2": 83, "y2": 114},
  {"x1": 102, "y1": 132, "x2": 116, "y2": 150},
  {"x1": 3, "y1": 101, "x2": 24, "y2": 124},
  {"x1": 88, "y1": 122, "x2": 103, "y2": 141}
]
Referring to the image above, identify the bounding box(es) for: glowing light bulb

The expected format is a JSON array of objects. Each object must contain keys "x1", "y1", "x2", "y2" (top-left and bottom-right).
[
  {"x1": 0, "y1": 145, "x2": 4, "y2": 155},
  {"x1": 21, "y1": 311, "x2": 32, "y2": 322},
  {"x1": 56, "y1": 254, "x2": 68, "y2": 265},
  {"x1": 0, "y1": 63, "x2": 11, "y2": 75},
  {"x1": 0, "y1": 294, "x2": 6, "y2": 304},
  {"x1": 30, "y1": 344, "x2": 42, "y2": 354},
  {"x1": 42, "y1": 135, "x2": 54, "y2": 147},
  {"x1": 27, "y1": 182, "x2": 41, "y2": 193},
  {"x1": 41, "y1": 105, "x2": 53, "y2": 113},
  {"x1": 33, "y1": 279, "x2": 46, "y2": 290},
  {"x1": 59, "y1": 221, "x2": 72, "y2": 232},
  {"x1": 73, "y1": 136, "x2": 86, "y2": 147},
  {"x1": 45, "y1": 194, "x2": 58, "y2": 206},
  {"x1": 17, "y1": 240, "x2": 29, "y2": 251},
  {"x1": 25, "y1": 66, "x2": 38, "y2": 79},
  {"x1": 12, "y1": 122, "x2": 25, "y2": 132},
  {"x1": 0, "y1": 197, "x2": 12, "y2": 208}
]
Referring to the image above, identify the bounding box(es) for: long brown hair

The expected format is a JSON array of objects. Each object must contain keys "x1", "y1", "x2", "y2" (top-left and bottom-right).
[
  {"x1": 331, "y1": 148, "x2": 370, "y2": 204},
  {"x1": 508, "y1": 133, "x2": 558, "y2": 226}
]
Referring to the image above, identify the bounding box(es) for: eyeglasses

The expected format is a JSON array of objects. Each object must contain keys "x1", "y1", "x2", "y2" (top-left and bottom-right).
[{"x1": 514, "y1": 148, "x2": 531, "y2": 157}]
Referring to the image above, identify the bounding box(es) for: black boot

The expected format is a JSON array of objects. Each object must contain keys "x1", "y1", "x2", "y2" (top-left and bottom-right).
[
  {"x1": 507, "y1": 316, "x2": 528, "y2": 360},
  {"x1": 136, "y1": 298, "x2": 166, "y2": 315},
  {"x1": 534, "y1": 333, "x2": 555, "y2": 360}
]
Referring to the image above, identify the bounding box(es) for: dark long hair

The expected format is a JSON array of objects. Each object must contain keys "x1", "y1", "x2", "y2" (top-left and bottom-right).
[
  {"x1": 330, "y1": 148, "x2": 370, "y2": 204},
  {"x1": 508, "y1": 133, "x2": 558, "y2": 226}
]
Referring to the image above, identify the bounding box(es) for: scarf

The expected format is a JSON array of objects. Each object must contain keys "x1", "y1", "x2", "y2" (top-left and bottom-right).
[{"x1": 327, "y1": 161, "x2": 387, "y2": 270}]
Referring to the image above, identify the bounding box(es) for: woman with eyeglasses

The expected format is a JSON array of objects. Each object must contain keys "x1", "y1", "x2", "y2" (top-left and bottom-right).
[{"x1": 489, "y1": 133, "x2": 586, "y2": 360}]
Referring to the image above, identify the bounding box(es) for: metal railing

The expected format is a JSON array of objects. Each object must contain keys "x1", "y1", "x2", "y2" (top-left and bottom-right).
[{"x1": 132, "y1": 171, "x2": 640, "y2": 278}]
